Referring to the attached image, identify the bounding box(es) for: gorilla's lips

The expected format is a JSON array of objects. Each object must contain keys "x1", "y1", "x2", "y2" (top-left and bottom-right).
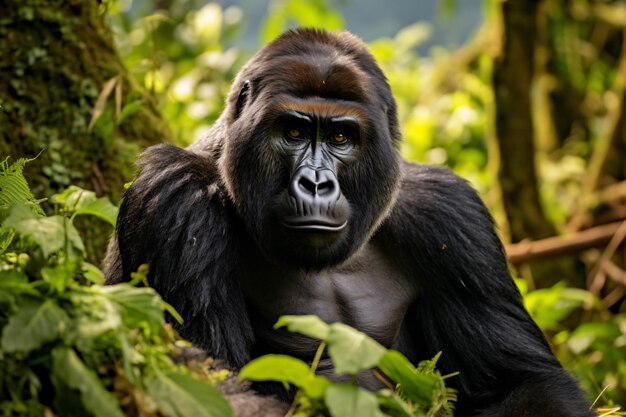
[{"x1": 281, "y1": 216, "x2": 347, "y2": 232}]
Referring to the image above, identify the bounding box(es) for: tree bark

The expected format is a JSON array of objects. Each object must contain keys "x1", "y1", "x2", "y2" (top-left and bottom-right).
[
  {"x1": 0, "y1": 0, "x2": 171, "y2": 201},
  {"x1": 493, "y1": 0, "x2": 557, "y2": 243}
]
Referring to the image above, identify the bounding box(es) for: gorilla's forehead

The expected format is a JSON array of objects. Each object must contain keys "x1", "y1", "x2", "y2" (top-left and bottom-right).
[{"x1": 254, "y1": 53, "x2": 371, "y2": 104}]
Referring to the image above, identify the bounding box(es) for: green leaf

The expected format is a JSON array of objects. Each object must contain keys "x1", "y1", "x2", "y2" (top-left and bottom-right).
[
  {"x1": 117, "y1": 100, "x2": 143, "y2": 125},
  {"x1": 378, "y1": 350, "x2": 438, "y2": 405},
  {"x1": 240, "y1": 354, "x2": 311, "y2": 384},
  {"x1": 51, "y1": 347, "x2": 124, "y2": 417},
  {"x1": 68, "y1": 291, "x2": 122, "y2": 342},
  {"x1": 0, "y1": 227, "x2": 15, "y2": 253},
  {"x1": 81, "y1": 261, "x2": 105, "y2": 285},
  {"x1": 97, "y1": 284, "x2": 165, "y2": 329},
  {"x1": 325, "y1": 383, "x2": 385, "y2": 417},
  {"x1": 3, "y1": 208, "x2": 84, "y2": 257},
  {"x1": 52, "y1": 185, "x2": 97, "y2": 211},
  {"x1": 274, "y1": 315, "x2": 331, "y2": 340},
  {"x1": 376, "y1": 390, "x2": 414, "y2": 417},
  {"x1": 567, "y1": 323, "x2": 621, "y2": 354},
  {"x1": 326, "y1": 323, "x2": 386, "y2": 375},
  {"x1": 1, "y1": 298, "x2": 70, "y2": 353},
  {"x1": 73, "y1": 197, "x2": 119, "y2": 227},
  {"x1": 524, "y1": 282, "x2": 594, "y2": 331},
  {"x1": 0, "y1": 157, "x2": 44, "y2": 222},
  {"x1": 145, "y1": 369, "x2": 234, "y2": 417},
  {"x1": 41, "y1": 264, "x2": 73, "y2": 293},
  {"x1": 0, "y1": 269, "x2": 35, "y2": 310},
  {"x1": 239, "y1": 354, "x2": 330, "y2": 399}
]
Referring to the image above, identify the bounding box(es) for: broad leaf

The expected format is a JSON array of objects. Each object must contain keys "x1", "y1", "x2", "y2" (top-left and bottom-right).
[
  {"x1": 68, "y1": 291, "x2": 122, "y2": 342},
  {"x1": 378, "y1": 350, "x2": 438, "y2": 404},
  {"x1": 145, "y1": 369, "x2": 234, "y2": 417},
  {"x1": 239, "y1": 354, "x2": 312, "y2": 385},
  {"x1": 1, "y1": 299, "x2": 69, "y2": 353},
  {"x1": 325, "y1": 383, "x2": 385, "y2": 417},
  {"x1": 326, "y1": 322, "x2": 386, "y2": 375},
  {"x1": 239, "y1": 354, "x2": 330, "y2": 399},
  {"x1": 3, "y1": 208, "x2": 84, "y2": 257},
  {"x1": 82, "y1": 261, "x2": 105, "y2": 285},
  {"x1": 274, "y1": 315, "x2": 330, "y2": 341},
  {"x1": 74, "y1": 197, "x2": 119, "y2": 227},
  {"x1": 53, "y1": 186, "x2": 118, "y2": 226},
  {"x1": 41, "y1": 264, "x2": 73, "y2": 293},
  {"x1": 52, "y1": 185, "x2": 97, "y2": 211},
  {"x1": 51, "y1": 347, "x2": 124, "y2": 417},
  {"x1": 0, "y1": 269, "x2": 35, "y2": 310},
  {"x1": 97, "y1": 284, "x2": 165, "y2": 329}
]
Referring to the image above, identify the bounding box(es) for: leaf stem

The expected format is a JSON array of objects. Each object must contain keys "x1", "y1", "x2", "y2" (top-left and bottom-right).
[{"x1": 310, "y1": 341, "x2": 327, "y2": 373}]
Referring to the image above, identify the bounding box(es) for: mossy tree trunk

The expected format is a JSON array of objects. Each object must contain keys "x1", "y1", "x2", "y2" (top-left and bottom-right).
[
  {"x1": 493, "y1": 0, "x2": 556, "y2": 244},
  {"x1": 493, "y1": 0, "x2": 582, "y2": 287},
  {"x1": 0, "y1": 0, "x2": 171, "y2": 201}
]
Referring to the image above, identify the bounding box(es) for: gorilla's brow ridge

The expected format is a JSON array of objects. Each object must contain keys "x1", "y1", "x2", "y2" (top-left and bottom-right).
[{"x1": 275, "y1": 99, "x2": 367, "y2": 126}]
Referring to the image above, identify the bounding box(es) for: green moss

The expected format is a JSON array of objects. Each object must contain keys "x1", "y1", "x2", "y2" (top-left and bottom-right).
[
  {"x1": 0, "y1": 0, "x2": 173, "y2": 261},
  {"x1": 0, "y1": 0, "x2": 171, "y2": 199}
]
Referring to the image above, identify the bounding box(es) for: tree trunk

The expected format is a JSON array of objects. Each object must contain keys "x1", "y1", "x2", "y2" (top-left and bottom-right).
[
  {"x1": 493, "y1": 0, "x2": 556, "y2": 243},
  {"x1": 493, "y1": 0, "x2": 584, "y2": 287},
  {"x1": 0, "y1": 0, "x2": 171, "y2": 201}
]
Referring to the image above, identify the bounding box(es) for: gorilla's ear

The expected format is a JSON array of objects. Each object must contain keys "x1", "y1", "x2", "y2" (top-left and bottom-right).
[{"x1": 235, "y1": 80, "x2": 251, "y2": 119}]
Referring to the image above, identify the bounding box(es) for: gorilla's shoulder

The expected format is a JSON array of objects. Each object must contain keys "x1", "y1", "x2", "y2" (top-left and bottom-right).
[
  {"x1": 129, "y1": 144, "x2": 222, "y2": 199},
  {"x1": 398, "y1": 161, "x2": 479, "y2": 202},
  {"x1": 385, "y1": 161, "x2": 493, "y2": 230},
  {"x1": 138, "y1": 143, "x2": 219, "y2": 182}
]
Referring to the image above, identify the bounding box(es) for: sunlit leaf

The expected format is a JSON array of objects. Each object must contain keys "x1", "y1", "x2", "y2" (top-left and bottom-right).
[
  {"x1": 82, "y1": 261, "x2": 105, "y2": 285},
  {"x1": 73, "y1": 197, "x2": 119, "y2": 227},
  {"x1": 3, "y1": 207, "x2": 85, "y2": 257},
  {"x1": 239, "y1": 354, "x2": 330, "y2": 399},
  {"x1": 378, "y1": 350, "x2": 438, "y2": 405},
  {"x1": 325, "y1": 383, "x2": 385, "y2": 417},
  {"x1": 274, "y1": 315, "x2": 330, "y2": 341},
  {"x1": 326, "y1": 323, "x2": 386, "y2": 375},
  {"x1": 52, "y1": 185, "x2": 97, "y2": 211},
  {"x1": 145, "y1": 369, "x2": 234, "y2": 417},
  {"x1": 97, "y1": 284, "x2": 165, "y2": 329}
]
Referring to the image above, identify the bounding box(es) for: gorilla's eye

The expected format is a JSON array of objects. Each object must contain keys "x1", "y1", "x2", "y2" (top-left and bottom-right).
[
  {"x1": 330, "y1": 132, "x2": 349, "y2": 144},
  {"x1": 286, "y1": 128, "x2": 303, "y2": 140}
]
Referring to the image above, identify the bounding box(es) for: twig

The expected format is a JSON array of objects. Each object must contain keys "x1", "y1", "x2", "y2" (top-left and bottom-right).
[{"x1": 506, "y1": 221, "x2": 624, "y2": 264}]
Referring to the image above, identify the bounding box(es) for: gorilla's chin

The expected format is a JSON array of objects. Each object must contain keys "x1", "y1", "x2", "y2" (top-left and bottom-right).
[{"x1": 259, "y1": 217, "x2": 352, "y2": 268}]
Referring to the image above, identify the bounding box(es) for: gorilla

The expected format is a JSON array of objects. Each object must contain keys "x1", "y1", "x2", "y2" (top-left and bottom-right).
[{"x1": 104, "y1": 29, "x2": 593, "y2": 416}]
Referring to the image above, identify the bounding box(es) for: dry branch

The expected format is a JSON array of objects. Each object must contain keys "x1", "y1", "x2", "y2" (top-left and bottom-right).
[{"x1": 506, "y1": 221, "x2": 625, "y2": 265}]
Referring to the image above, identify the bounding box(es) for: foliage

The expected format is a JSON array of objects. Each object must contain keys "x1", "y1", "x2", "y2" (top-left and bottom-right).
[
  {"x1": 517, "y1": 279, "x2": 626, "y2": 414},
  {"x1": 107, "y1": 1, "x2": 245, "y2": 146},
  {"x1": 240, "y1": 315, "x2": 456, "y2": 417},
  {"x1": 0, "y1": 158, "x2": 233, "y2": 417},
  {"x1": 0, "y1": 0, "x2": 168, "y2": 201}
]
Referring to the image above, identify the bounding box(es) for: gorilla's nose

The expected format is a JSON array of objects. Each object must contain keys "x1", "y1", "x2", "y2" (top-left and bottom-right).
[{"x1": 290, "y1": 166, "x2": 340, "y2": 202}]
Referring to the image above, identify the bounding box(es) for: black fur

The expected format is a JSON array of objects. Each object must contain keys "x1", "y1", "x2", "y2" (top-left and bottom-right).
[{"x1": 104, "y1": 29, "x2": 593, "y2": 416}]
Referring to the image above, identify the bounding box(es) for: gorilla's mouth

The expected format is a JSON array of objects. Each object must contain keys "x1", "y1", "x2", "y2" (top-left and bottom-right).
[{"x1": 281, "y1": 216, "x2": 347, "y2": 232}]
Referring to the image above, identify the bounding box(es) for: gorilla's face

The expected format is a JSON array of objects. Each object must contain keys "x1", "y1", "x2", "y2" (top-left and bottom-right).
[{"x1": 220, "y1": 30, "x2": 401, "y2": 268}]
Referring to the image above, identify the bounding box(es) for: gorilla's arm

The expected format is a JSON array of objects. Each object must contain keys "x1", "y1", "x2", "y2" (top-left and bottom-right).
[
  {"x1": 381, "y1": 163, "x2": 592, "y2": 417},
  {"x1": 103, "y1": 144, "x2": 253, "y2": 366}
]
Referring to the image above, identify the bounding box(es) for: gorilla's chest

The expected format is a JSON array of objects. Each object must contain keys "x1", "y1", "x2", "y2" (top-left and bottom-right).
[{"x1": 241, "y1": 241, "x2": 417, "y2": 356}]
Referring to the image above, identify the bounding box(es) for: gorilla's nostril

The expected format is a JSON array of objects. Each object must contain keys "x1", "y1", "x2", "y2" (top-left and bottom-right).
[{"x1": 298, "y1": 177, "x2": 317, "y2": 195}]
